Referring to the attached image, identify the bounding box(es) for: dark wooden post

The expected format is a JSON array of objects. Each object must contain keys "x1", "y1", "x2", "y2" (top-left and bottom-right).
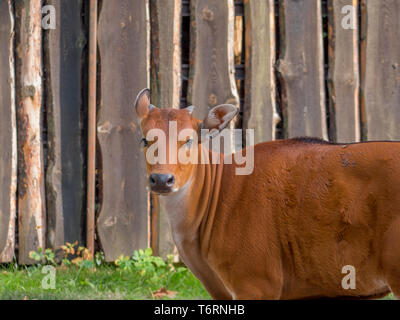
[
  {"x1": 327, "y1": 0, "x2": 360, "y2": 143},
  {"x1": 0, "y1": 0, "x2": 17, "y2": 263},
  {"x1": 44, "y1": 0, "x2": 86, "y2": 258},
  {"x1": 243, "y1": 0, "x2": 279, "y2": 144},
  {"x1": 277, "y1": 0, "x2": 327, "y2": 139},
  {"x1": 97, "y1": 0, "x2": 150, "y2": 261},
  {"x1": 361, "y1": 0, "x2": 400, "y2": 140},
  {"x1": 87, "y1": 0, "x2": 98, "y2": 256}
]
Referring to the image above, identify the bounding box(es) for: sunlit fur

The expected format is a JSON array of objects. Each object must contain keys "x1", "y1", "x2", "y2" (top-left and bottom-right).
[
  {"x1": 135, "y1": 91, "x2": 400, "y2": 300},
  {"x1": 140, "y1": 108, "x2": 201, "y2": 193}
]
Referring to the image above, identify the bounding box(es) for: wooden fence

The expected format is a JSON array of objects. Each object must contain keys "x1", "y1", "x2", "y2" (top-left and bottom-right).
[{"x1": 0, "y1": 0, "x2": 399, "y2": 263}]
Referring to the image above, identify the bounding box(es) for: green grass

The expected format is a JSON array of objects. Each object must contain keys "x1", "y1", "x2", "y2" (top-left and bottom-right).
[
  {"x1": 381, "y1": 293, "x2": 395, "y2": 300},
  {"x1": 0, "y1": 263, "x2": 211, "y2": 300},
  {"x1": 1, "y1": 264, "x2": 395, "y2": 300},
  {"x1": 0, "y1": 244, "x2": 396, "y2": 300}
]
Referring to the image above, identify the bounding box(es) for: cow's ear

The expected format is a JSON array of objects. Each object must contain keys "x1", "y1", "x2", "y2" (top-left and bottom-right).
[
  {"x1": 203, "y1": 104, "x2": 238, "y2": 132},
  {"x1": 134, "y1": 88, "x2": 153, "y2": 120}
]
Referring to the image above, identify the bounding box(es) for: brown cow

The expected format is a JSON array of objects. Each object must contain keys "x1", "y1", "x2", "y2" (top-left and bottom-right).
[{"x1": 134, "y1": 88, "x2": 400, "y2": 300}]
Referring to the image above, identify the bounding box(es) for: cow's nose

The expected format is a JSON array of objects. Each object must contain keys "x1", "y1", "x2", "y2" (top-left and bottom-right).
[{"x1": 149, "y1": 173, "x2": 175, "y2": 193}]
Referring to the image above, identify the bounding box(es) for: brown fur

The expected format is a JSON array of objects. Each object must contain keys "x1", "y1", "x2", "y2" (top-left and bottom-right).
[
  {"x1": 135, "y1": 96, "x2": 399, "y2": 300},
  {"x1": 208, "y1": 139, "x2": 399, "y2": 299}
]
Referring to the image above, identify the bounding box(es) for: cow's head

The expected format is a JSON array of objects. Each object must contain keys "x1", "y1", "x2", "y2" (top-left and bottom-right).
[{"x1": 134, "y1": 88, "x2": 238, "y2": 195}]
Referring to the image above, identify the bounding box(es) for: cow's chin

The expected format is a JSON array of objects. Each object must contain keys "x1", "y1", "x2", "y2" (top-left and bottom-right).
[{"x1": 149, "y1": 187, "x2": 179, "y2": 196}]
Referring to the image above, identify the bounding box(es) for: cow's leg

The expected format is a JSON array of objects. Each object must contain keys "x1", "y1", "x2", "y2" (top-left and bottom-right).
[
  {"x1": 381, "y1": 218, "x2": 400, "y2": 299},
  {"x1": 176, "y1": 239, "x2": 233, "y2": 300},
  {"x1": 231, "y1": 278, "x2": 282, "y2": 300},
  {"x1": 223, "y1": 262, "x2": 283, "y2": 300},
  {"x1": 212, "y1": 246, "x2": 284, "y2": 300}
]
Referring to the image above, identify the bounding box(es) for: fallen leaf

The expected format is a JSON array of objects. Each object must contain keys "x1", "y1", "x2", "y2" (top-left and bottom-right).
[
  {"x1": 71, "y1": 257, "x2": 82, "y2": 265},
  {"x1": 153, "y1": 287, "x2": 177, "y2": 298}
]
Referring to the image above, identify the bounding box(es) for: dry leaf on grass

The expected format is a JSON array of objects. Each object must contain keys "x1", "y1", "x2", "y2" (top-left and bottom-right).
[{"x1": 153, "y1": 287, "x2": 177, "y2": 298}]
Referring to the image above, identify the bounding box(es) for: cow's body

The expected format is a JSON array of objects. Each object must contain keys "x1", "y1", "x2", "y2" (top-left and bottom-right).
[
  {"x1": 160, "y1": 139, "x2": 400, "y2": 299},
  {"x1": 134, "y1": 88, "x2": 400, "y2": 299}
]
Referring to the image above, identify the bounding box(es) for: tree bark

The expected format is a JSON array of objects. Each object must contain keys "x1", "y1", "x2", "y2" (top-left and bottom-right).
[{"x1": 15, "y1": 0, "x2": 46, "y2": 264}]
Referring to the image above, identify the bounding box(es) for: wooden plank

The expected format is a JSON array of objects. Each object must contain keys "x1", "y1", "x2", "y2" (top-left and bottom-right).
[
  {"x1": 97, "y1": 0, "x2": 150, "y2": 261},
  {"x1": 44, "y1": 0, "x2": 85, "y2": 257},
  {"x1": 14, "y1": 0, "x2": 46, "y2": 264},
  {"x1": 87, "y1": 0, "x2": 97, "y2": 257},
  {"x1": 150, "y1": 195, "x2": 175, "y2": 258},
  {"x1": 188, "y1": 0, "x2": 239, "y2": 120},
  {"x1": 234, "y1": 5, "x2": 243, "y2": 100},
  {"x1": 278, "y1": 0, "x2": 328, "y2": 139},
  {"x1": 243, "y1": 0, "x2": 279, "y2": 144},
  {"x1": 361, "y1": 0, "x2": 400, "y2": 140},
  {"x1": 327, "y1": 0, "x2": 360, "y2": 143},
  {"x1": 359, "y1": 0, "x2": 367, "y2": 141},
  {"x1": 150, "y1": 0, "x2": 181, "y2": 258},
  {"x1": 150, "y1": 0, "x2": 181, "y2": 108},
  {"x1": 0, "y1": 0, "x2": 17, "y2": 263}
]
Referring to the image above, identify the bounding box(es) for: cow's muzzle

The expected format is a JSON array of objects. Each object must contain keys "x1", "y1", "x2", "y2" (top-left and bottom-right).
[{"x1": 149, "y1": 173, "x2": 175, "y2": 194}]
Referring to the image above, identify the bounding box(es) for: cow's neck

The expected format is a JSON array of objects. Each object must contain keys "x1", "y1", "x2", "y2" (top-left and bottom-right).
[{"x1": 158, "y1": 145, "x2": 224, "y2": 257}]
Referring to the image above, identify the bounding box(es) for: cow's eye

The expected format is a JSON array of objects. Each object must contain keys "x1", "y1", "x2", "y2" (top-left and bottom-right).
[
  {"x1": 141, "y1": 138, "x2": 149, "y2": 147},
  {"x1": 185, "y1": 138, "x2": 193, "y2": 147}
]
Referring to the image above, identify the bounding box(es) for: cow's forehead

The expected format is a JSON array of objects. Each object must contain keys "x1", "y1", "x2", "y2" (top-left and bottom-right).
[{"x1": 141, "y1": 108, "x2": 197, "y2": 135}]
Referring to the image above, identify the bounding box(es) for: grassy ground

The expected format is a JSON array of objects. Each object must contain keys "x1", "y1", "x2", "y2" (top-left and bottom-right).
[
  {"x1": 0, "y1": 263, "x2": 210, "y2": 300},
  {"x1": 1, "y1": 264, "x2": 395, "y2": 300},
  {"x1": 0, "y1": 247, "x2": 211, "y2": 300},
  {"x1": 0, "y1": 245, "x2": 395, "y2": 300}
]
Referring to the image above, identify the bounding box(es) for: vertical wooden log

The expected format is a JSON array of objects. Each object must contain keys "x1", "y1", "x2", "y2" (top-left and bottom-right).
[
  {"x1": 44, "y1": 0, "x2": 85, "y2": 257},
  {"x1": 151, "y1": 0, "x2": 181, "y2": 108},
  {"x1": 243, "y1": 0, "x2": 279, "y2": 144},
  {"x1": 278, "y1": 0, "x2": 327, "y2": 139},
  {"x1": 97, "y1": 0, "x2": 150, "y2": 261},
  {"x1": 327, "y1": 0, "x2": 360, "y2": 143},
  {"x1": 15, "y1": 0, "x2": 46, "y2": 264},
  {"x1": 150, "y1": 0, "x2": 181, "y2": 258},
  {"x1": 359, "y1": 0, "x2": 367, "y2": 141},
  {"x1": 234, "y1": 12, "x2": 242, "y2": 65},
  {"x1": 150, "y1": 196, "x2": 175, "y2": 258},
  {"x1": 0, "y1": 0, "x2": 17, "y2": 263},
  {"x1": 86, "y1": 0, "x2": 97, "y2": 257},
  {"x1": 361, "y1": 0, "x2": 400, "y2": 140},
  {"x1": 234, "y1": 3, "x2": 243, "y2": 96},
  {"x1": 188, "y1": 0, "x2": 239, "y2": 120}
]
